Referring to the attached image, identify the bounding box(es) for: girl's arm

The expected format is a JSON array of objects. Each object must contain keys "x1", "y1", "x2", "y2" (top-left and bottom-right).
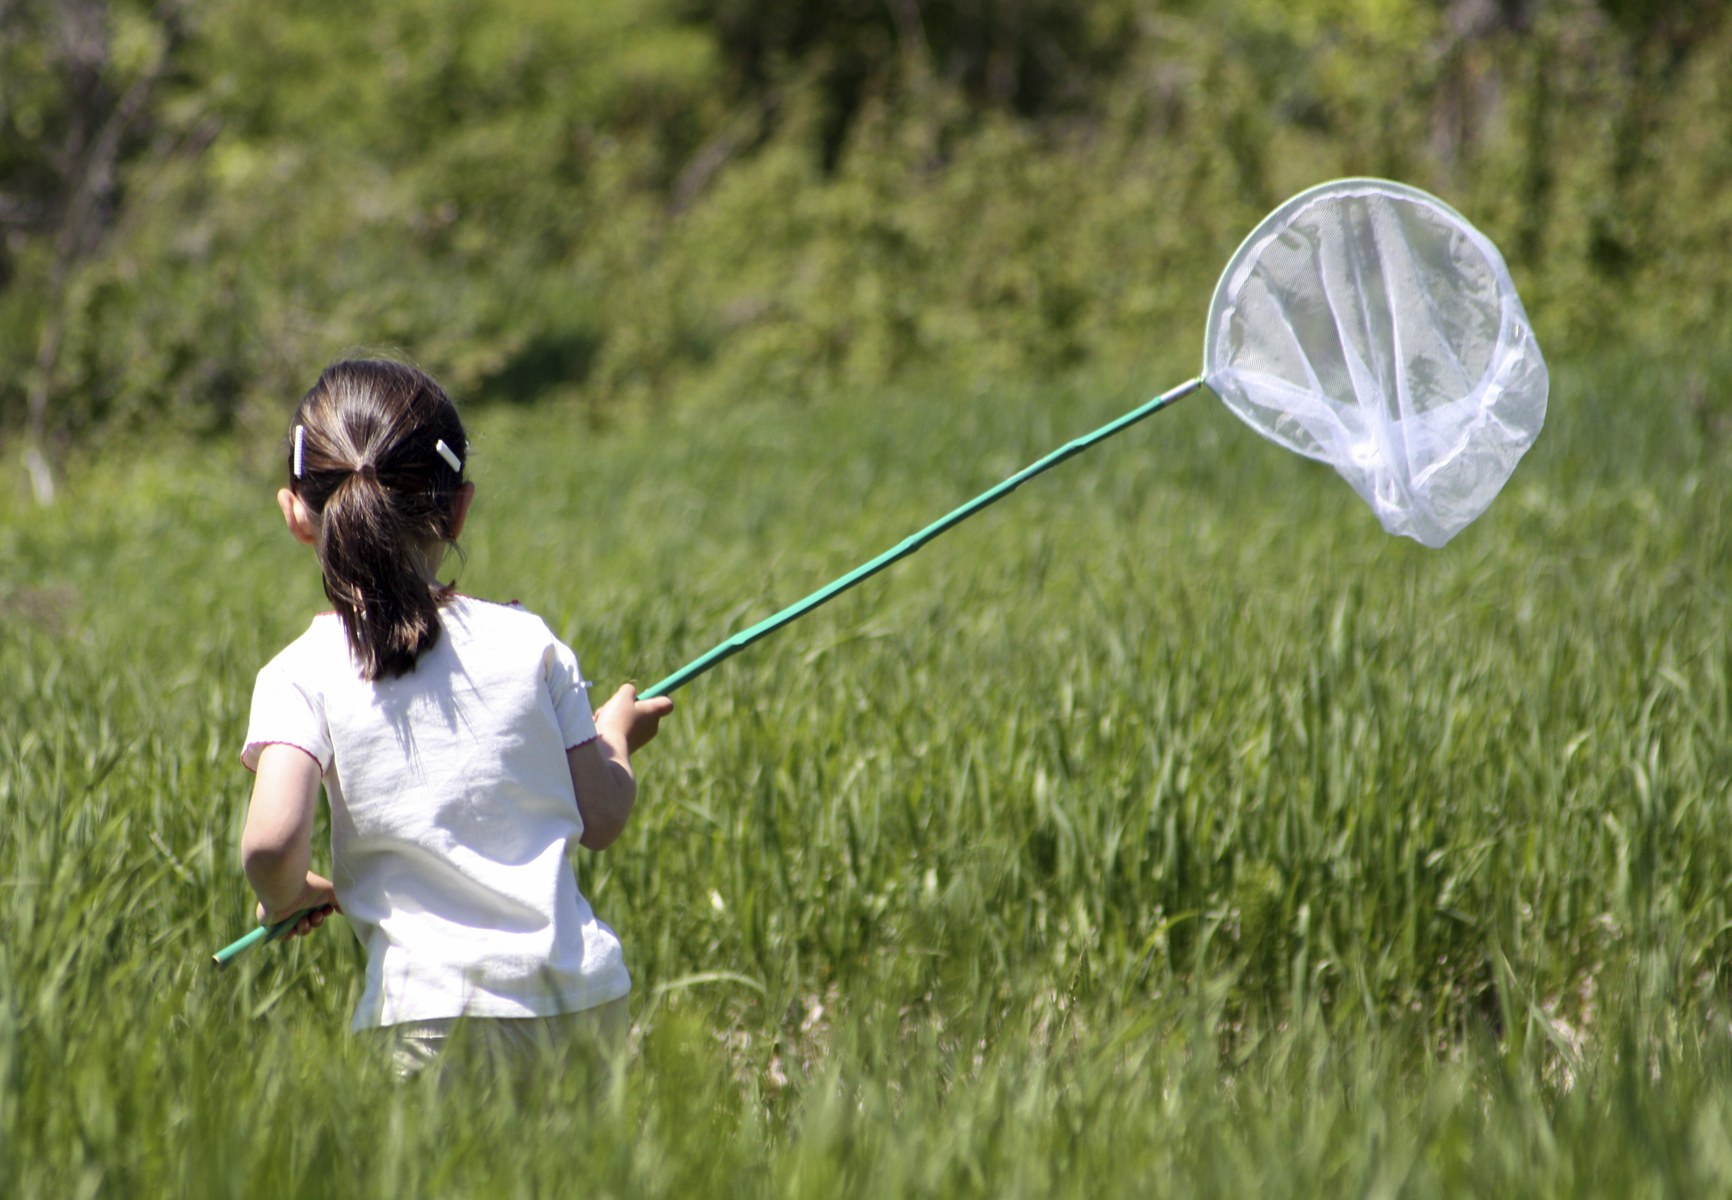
[
  {"x1": 242, "y1": 744, "x2": 339, "y2": 934},
  {"x1": 568, "y1": 685, "x2": 673, "y2": 851}
]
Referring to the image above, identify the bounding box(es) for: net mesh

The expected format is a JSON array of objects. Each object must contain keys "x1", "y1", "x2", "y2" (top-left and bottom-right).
[{"x1": 1204, "y1": 179, "x2": 1547, "y2": 547}]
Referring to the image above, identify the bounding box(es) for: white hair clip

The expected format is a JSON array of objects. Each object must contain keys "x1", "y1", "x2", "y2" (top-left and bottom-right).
[
  {"x1": 434, "y1": 438, "x2": 463, "y2": 473},
  {"x1": 292, "y1": 425, "x2": 305, "y2": 478}
]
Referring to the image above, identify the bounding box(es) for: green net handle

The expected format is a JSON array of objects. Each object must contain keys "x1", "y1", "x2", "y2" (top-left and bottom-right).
[
  {"x1": 638, "y1": 377, "x2": 1204, "y2": 701},
  {"x1": 210, "y1": 909, "x2": 320, "y2": 969}
]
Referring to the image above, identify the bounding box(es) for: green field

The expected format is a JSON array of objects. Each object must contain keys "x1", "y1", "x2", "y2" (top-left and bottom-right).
[{"x1": 4, "y1": 349, "x2": 1731, "y2": 1196}]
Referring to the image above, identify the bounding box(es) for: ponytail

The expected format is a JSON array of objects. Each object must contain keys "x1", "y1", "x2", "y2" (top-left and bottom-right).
[{"x1": 286, "y1": 361, "x2": 468, "y2": 681}]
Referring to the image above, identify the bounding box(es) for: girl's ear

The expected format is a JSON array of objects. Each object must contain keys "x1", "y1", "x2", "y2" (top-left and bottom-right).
[
  {"x1": 446, "y1": 482, "x2": 476, "y2": 540},
  {"x1": 277, "y1": 487, "x2": 319, "y2": 546}
]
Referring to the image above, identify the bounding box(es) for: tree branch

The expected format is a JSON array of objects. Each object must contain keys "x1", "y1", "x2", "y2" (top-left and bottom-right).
[{"x1": 23, "y1": 0, "x2": 190, "y2": 505}]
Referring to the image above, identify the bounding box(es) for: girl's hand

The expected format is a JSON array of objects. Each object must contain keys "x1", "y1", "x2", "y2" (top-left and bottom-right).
[
  {"x1": 595, "y1": 684, "x2": 674, "y2": 754},
  {"x1": 257, "y1": 872, "x2": 341, "y2": 939}
]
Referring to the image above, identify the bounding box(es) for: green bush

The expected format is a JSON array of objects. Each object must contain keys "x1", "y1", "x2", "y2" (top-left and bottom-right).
[{"x1": 3, "y1": 1, "x2": 1730, "y2": 475}]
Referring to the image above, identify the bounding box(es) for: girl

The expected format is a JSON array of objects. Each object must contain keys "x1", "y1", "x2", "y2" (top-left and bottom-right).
[{"x1": 239, "y1": 358, "x2": 671, "y2": 1078}]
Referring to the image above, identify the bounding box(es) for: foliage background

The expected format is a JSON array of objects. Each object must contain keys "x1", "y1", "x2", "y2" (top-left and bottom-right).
[{"x1": 3, "y1": 0, "x2": 1730, "y2": 486}]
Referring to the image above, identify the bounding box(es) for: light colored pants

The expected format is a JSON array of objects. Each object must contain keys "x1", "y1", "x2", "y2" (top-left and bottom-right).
[{"x1": 384, "y1": 997, "x2": 630, "y2": 1085}]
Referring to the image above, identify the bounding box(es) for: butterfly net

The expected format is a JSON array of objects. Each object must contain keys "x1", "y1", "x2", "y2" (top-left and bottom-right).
[{"x1": 1203, "y1": 179, "x2": 1547, "y2": 547}]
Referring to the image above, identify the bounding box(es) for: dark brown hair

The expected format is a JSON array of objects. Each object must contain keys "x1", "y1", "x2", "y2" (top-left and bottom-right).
[{"x1": 287, "y1": 360, "x2": 468, "y2": 680}]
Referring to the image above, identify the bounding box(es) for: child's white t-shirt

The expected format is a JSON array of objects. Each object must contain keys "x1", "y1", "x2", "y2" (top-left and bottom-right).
[{"x1": 241, "y1": 595, "x2": 631, "y2": 1031}]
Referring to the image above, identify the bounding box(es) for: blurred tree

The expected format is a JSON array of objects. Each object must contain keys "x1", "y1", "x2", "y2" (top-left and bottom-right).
[
  {"x1": 684, "y1": 0, "x2": 1140, "y2": 168},
  {"x1": 1588, "y1": 0, "x2": 1724, "y2": 276},
  {"x1": 0, "y1": 0, "x2": 1727, "y2": 466},
  {"x1": 0, "y1": 0, "x2": 187, "y2": 502}
]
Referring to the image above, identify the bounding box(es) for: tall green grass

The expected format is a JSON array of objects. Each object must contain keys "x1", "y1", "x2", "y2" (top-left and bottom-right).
[{"x1": 3, "y1": 349, "x2": 1731, "y2": 1195}]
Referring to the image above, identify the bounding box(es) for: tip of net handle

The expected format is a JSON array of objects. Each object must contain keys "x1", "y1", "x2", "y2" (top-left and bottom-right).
[{"x1": 210, "y1": 909, "x2": 317, "y2": 969}]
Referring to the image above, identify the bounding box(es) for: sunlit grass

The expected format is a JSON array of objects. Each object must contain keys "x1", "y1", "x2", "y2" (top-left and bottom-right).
[{"x1": 4, "y1": 350, "x2": 1731, "y2": 1196}]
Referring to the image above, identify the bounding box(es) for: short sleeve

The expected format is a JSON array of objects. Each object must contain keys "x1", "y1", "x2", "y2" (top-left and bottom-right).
[
  {"x1": 241, "y1": 659, "x2": 333, "y2": 773},
  {"x1": 545, "y1": 638, "x2": 599, "y2": 749}
]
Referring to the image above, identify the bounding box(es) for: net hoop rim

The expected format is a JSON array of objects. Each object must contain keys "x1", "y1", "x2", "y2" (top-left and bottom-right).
[{"x1": 1201, "y1": 176, "x2": 1512, "y2": 381}]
